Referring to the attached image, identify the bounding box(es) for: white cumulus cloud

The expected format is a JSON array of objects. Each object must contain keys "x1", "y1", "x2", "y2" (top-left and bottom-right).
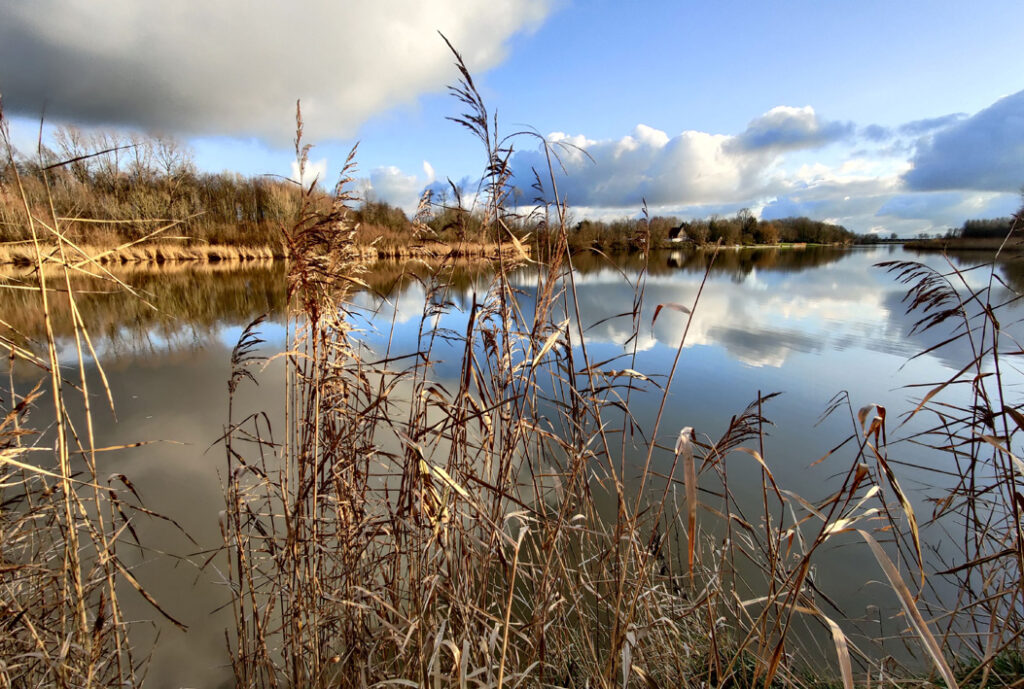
[
  {"x1": 290, "y1": 157, "x2": 328, "y2": 188},
  {"x1": 512, "y1": 124, "x2": 768, "y2": 209},
  {"x1": 503, "y1": 90, "x2": 1022, "y2": 237},
  {"x1": 730, "y1": 106, "x2": 853, "y2": 152},
  {"x1": 509, "y1": 105, "x2": 858, "y2": 213},
  {"x1": 364, "y1": 165, "x2": 429, "y2": 214}
]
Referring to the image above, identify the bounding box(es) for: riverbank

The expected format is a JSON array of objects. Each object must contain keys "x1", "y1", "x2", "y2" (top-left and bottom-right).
[
  {"x1": 0, "y1": 241, "x2": 280, "y2": 266},
  {"x1": 1, "y1": 236, "x2": 852, "y2": 268},
  {"x1": 0, "y1": 238, "x2": 529, "y2": 267}
]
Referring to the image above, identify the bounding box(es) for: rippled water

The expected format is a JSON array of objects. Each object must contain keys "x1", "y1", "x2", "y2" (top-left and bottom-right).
[{"x1": 5, "y1": 246, "x2": 1021, "y2": 686}]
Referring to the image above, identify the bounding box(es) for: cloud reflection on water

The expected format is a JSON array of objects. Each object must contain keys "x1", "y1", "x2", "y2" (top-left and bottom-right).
[{"x1": 7, "y1": 246, "x2": 1022, "y2": 686}]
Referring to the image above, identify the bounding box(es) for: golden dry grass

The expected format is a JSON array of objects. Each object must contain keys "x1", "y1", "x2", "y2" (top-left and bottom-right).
[
  {"x1": 3, "y1": 42, "x2": 1022, "y2": 689},
  {"x1": 1, "y1": 99, "x2": 190, "y2": 688},
  {"x1": 212, "y1": 57, "x2": 1014, "y2": 689},
  {"x1": 210, "y1": 57, "x2": 1024, "y2": 688}
]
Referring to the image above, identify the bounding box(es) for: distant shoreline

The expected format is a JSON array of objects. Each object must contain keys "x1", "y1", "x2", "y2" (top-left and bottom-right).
[
  {"x1": 0, "y1": 240, "x2": 528, "y2": 268},
  {"x1": 904, "y1": 237, "x2": 1024, "y2": 252},
  {"x1": 0, "y1": 238, "x2": 862, "y2": 270}
]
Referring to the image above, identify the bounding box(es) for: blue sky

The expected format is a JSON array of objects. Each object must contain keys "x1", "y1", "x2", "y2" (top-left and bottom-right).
[{"x1": 3, "y1": 0, "x2": 1022, "y2": 236}]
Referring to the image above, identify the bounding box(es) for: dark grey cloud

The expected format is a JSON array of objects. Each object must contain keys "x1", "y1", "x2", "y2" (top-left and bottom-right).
[
  {"x1": 857, "y1": 113, "x2": 965, "y2": 150},
  {"x1": 671, "y1": 202, "x2": 753, "y2": 220},
  {"x1": 423, "y1": 180, "x2": 454, "y2": 200},
  {"x1": 761, "y1": 197, "x2": 828, "y2": 220},
  {"x1": 729, "y1": 106, "x2": 854, "y2": 153},
  {"x1": 876, "y1": 192, "x2": 966, "y2": 221},
  {"x1": 903, "y1": 90, "x2": 1024, "y2": 192},
  {"x1": 0, "y1": 1, "x2": 551, "y2": 144}
]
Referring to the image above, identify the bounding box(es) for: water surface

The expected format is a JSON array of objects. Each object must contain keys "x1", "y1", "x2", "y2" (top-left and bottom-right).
[{"x1": 5, "y1": 246, "x2": 1020, "y2": 685}]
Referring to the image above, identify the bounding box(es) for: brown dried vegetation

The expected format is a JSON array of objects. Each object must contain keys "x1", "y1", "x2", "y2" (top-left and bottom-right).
[
  {"x1": 215, "y1": 51, "x2": 1024, "y2": 688},
  {"x1": 2, "y1": 47, "x2": 1023, "y2": 689},
  {"x1": 0, "y1": 99, "x2": 191, "y2": 687}
]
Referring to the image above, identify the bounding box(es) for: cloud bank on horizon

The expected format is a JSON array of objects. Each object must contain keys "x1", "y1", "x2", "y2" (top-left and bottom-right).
[
  {"x1": 504, "y1": 90, "x2": 1024, "y2": 234},
  {"x1": 0, "y1": 0, "x2": 550, "y2": 143}
]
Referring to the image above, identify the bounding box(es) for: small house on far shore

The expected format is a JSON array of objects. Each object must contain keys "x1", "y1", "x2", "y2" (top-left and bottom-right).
[{"x1": 668, "y1": 221, "x2": 693, "y2": 243}]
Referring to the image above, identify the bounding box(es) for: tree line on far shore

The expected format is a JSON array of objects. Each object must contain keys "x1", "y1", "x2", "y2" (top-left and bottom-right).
[
  {"x1": 893, "y1": 211, "x2": 1024, "y2": 247},
  {"x1": 943, "y1": 217, "x2": 1020, "y2": 240},
  {"x1": 8, "y1": 126, "x2": 1020, "y2": 255},
  {"x1": 1, "y1": 127, "x2": 303, "y2": 248}
]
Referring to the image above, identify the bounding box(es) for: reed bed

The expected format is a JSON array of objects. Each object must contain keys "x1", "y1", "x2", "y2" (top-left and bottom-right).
[
  {"x1": 2, "y1": 42, "x2": 1022, "y2": 689},
  {"x1": 0, "y1": 101, "x2": 187, "y2": 687},
  {"x1": 215, "y1": 47, "x2": 1023, "y2": 689},
  {"x1": 0, "y1": 239, "x2": 523, "y2": 267},
  {"x1": 909, "y1": 236, "x2": 1024, "y2": 253}
]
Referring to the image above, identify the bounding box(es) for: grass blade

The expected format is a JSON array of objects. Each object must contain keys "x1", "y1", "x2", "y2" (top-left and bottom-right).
[{"x1": 857, "y1": 530, "x2": 958, "y2": 689}]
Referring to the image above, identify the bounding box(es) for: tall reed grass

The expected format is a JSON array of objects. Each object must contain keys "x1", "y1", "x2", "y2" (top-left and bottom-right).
[
  {"x1": 216, "y1": 45, "x2": 1023, "y2": 688},
  {"x1": 0, "y1": 100, "x2": 186, "y2": 687},
  {"x1": 3, "y1": 39, "x2": 1021, "y2": 689}
]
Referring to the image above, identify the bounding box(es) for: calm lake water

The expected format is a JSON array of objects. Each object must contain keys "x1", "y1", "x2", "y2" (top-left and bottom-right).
[{"x1": 4, "y1": 245, "x2": 1021, "y2": 687}]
